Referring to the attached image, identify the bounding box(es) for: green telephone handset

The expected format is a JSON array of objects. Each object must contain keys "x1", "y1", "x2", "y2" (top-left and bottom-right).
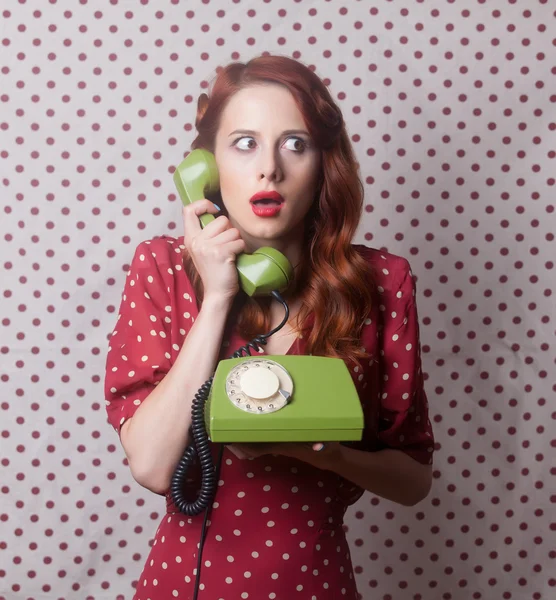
[{"x1": 173, "y1": 148, "x2": 293, "y2": 296}]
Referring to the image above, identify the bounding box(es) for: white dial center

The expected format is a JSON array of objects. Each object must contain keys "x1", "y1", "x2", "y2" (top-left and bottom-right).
[{"x1": 239, "y1": 367, "x2": 280, "y2": 400}]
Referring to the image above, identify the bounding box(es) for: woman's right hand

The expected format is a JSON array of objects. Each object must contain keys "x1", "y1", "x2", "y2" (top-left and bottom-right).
[{"x1": 182, "y1": 200, "x2": 247, "y2": 302}]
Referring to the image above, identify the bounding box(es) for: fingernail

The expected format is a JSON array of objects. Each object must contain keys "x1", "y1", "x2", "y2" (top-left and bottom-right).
[
  {"x1": 314, "y1": 443, "x2": 325, "y2": 452},
  {"x1": 213, "y1": 203, "x2": 221, "y2": 211}
]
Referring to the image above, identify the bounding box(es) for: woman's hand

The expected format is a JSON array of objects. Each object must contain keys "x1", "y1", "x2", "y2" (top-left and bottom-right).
[
  {"x1": 226, "y1": 441, "x2": 344, "y2": 471},
  {"x1": 182, "y1": 199, "x2": 247, "y2": 303}
]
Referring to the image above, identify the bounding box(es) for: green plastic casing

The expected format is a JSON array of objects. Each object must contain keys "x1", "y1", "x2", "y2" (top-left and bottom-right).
[
  {"x1": 205, "y1": 355, "x2": 364, "y2": 443},
  {"x1": 173, "y1": 148, "x2": 221, "y2": 228},
  {"x1": 173, "y1": 149, "x2": 293, "y2": 296}
]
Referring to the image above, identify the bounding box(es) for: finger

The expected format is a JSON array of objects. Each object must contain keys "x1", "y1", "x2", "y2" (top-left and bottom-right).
[
  {"x1": 232, "y1": 444, "x2": 260, "y2": 459},
  {"x1": 226, "y1": 445, "x2": 249, "y2": 460},
  {"x1": 208, "y1": 226, "x2": 244, "y2": 247},
  {"x1": 220, "y1": 237, "x2": 248, "y2": 263},
  {"x1": 182, "y1": 200, "x2": 224, "y2": 238},
  {"x1": 235, "y1": 443, "x2": 271, "y2": 459}
]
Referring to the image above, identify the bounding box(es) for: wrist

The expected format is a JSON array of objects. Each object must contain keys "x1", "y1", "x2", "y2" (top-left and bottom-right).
[
  {"x1": 202, "y1": 293, "x2": 235, "y2": 312},
  {"x1": 329, "y1": 442, "x2": 349, "y2": 472}
]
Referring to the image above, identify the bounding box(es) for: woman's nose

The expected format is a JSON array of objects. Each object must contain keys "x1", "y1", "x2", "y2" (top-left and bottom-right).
[{"x1": 258, "y1": 149, "x2": 283, "y2": 182}]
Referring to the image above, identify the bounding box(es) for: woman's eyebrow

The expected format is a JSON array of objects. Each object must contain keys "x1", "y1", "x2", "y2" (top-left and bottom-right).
[{"x1": 228, "y1": 129, "x2": 310, "y2": 137}]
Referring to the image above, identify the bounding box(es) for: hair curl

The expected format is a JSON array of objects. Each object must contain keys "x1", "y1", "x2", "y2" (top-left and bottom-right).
[{"x1": 182, "y1": 53, "x2": 378, "y2": 371}]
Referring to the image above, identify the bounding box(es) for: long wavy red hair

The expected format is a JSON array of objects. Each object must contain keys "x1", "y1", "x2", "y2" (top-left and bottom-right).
[{"x1": 182, "y1": 54, "x2": 378, "y2": 371}]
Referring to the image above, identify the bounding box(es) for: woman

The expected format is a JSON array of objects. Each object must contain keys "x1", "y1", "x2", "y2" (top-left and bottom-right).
[{"x1": 104, "y1": 54, "x2": 434, "y2": 600}]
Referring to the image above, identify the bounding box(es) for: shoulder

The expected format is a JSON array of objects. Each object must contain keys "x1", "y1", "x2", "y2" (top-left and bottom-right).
[
  {"x1": 125, "y1": 235, "x2": 194, "y2": 298},
  {"x1": 129, "y1": 234, "x2": 185, "y2": 268},
  {"x1": 125, "y1": 235, "x2": 188, "y2": 283},
  {"x1": 351, "y1": 243, "x2": 414, "y2": 294}
]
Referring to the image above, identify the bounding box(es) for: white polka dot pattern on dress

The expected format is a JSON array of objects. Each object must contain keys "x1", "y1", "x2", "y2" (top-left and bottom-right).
[
  {"x1": 357, "y1": 255, "x2": 435, "y2": 466},
  {"x1": 101, "y1": 237, "x2": 434, "y2": 599}
]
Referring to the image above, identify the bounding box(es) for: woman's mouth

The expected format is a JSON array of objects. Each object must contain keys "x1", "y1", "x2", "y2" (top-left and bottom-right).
[
  {"x1": 250, "y1": 199, "x2": 283, "y2": 217},
  {"x1": 249, "y1": 191, "x2": 284, "y2": 217}
]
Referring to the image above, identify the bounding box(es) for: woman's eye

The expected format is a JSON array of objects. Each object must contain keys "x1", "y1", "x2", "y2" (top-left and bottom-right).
[
  {"x1": 283, "y1": 137, "x2": 306, "y2": 152},
  {"x1": 233, "y1": 136, "x2": 306, "y2": 152},
  {"x1": 235, "y1": 137, "x2": 257, "y2": 150}
]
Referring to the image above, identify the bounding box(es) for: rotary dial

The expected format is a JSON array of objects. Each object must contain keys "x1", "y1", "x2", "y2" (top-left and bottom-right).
[{"x1": 225, "y1": 358, "x2": 293, "y2": 414}]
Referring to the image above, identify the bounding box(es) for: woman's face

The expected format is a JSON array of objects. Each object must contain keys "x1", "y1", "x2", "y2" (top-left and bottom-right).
[{"x1": 213, "y1": 83, "x2": 321, "y2": 252}]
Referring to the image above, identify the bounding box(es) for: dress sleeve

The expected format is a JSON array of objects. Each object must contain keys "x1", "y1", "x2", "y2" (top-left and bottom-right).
[
  {"x1": 104, "y1": 241, "x2": 173, "y2": 435},
  {"x1": 376, "y1": 259, "x2": 435, "y2": 465}
]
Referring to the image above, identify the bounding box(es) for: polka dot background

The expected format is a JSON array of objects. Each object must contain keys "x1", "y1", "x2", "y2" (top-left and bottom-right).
[{"x1": 1, "y1": 1, "x2": 554, "y2": 599}]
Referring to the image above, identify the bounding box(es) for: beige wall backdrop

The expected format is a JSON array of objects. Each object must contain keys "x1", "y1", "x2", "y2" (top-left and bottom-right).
[{"x1": 1, "y1": 1, "x2": 554, "y2": 599}]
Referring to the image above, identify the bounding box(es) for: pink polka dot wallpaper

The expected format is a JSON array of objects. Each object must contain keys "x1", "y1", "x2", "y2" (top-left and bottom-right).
[{"x1": 1, "y1": 1, "x2": 554, "y2": 600}]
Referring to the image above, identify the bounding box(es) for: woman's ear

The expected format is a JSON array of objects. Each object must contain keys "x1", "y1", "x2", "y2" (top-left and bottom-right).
[{"x1": 195, "y1": 93, "x2": 210, "y2": 127}]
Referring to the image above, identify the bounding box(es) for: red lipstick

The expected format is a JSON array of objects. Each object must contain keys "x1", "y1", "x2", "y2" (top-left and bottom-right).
[{"x1": 249, "y1": 191, "x2": 284, "y2": 217}]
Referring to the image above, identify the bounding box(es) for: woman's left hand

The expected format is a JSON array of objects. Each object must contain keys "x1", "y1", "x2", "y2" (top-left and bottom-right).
[{"x1": 226, "y1": 441, "x2": 344, "y2": 470}]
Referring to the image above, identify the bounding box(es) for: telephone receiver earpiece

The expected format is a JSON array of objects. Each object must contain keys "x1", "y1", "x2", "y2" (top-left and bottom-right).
[{"x1": 173, "y1": 149, "x2": 293, "y2": 297}]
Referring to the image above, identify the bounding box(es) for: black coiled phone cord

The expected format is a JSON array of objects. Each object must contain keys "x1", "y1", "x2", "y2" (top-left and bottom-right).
[
  {"x1": 168, "y1": 338, "x2": 266, "y2": 514},
  {"x1": 169, "y1": 290, "x2": 289, "y2": 599},
  {"x1": 170, "y1": 290, "x2": 288, "y2": 516}
]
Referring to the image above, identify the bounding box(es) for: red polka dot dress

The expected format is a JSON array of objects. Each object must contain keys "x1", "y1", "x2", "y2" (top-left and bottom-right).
[{"x1": 104, "y1": 235, "x2": 434, "y2": 600}]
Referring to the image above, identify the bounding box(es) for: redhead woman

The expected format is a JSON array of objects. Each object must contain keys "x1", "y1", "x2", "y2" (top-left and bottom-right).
[{"x1": 104, "y1": 54, "x2": 434, "y2": 600}]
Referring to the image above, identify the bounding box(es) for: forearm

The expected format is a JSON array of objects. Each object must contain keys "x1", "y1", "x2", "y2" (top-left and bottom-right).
[
  {"x1": 120, "y1": 294, "x2": 233, "y2": 494},
  {"x1": 331, "y1": 446, "x2": 433, "y2": 506}
]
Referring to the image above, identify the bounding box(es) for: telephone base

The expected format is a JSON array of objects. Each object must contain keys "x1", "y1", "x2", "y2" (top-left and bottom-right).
[{"x1": 205, "y1": 355, "x2": 365, "y2": 445}]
